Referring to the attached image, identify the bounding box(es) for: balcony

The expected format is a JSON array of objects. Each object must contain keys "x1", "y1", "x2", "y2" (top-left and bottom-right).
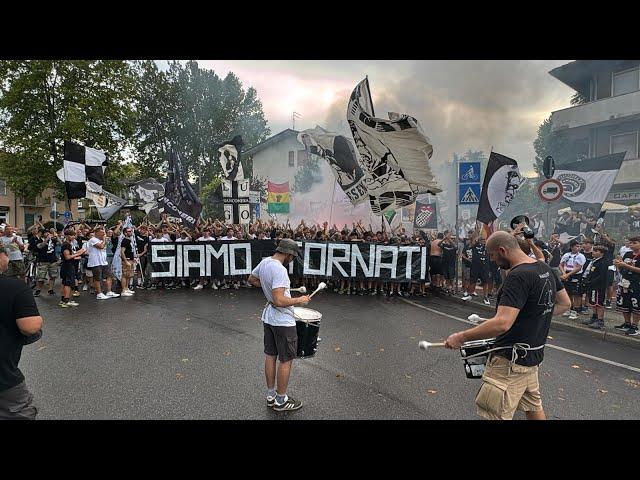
[{"x1": 550, "y1": 90, "x2": 640, "y2": 132}]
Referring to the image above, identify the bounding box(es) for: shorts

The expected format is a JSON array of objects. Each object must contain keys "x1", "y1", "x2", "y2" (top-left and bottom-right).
[
  {"x1": 60, "y1": 266, "x2": 76, "y2": 287},
  {"x1": 443, "y1": 261, "x2": 456, "y2": 280},
  {"x1": 3, "y1": 260, "x2": 26, "y2": 278},
  {"x1": 122, "y1": 259, "x2": 134, "y2": 278},
  {"x1": 0, "y1": 381, "x2": 38, "y2": 420},
  {"x1": 429, "y1": 256, "x2": 443, "y2": 276},
  {"x1": 470, "y1": 267, "x2": 489, "y2": 284},
  {"x1": 616, "y1": 286, "x2": 640, "y2": 315},
  {"x1": 564, "y1": 280, "x2": 582, "y2": 296},
  {"x1": 36, "y1": 262, "x2": 60, "y2": 281},
  {"x1": 475, "y1": 355, "x2": 542, "y2": 420},
  {"x1": 81, "y1": 258, "x2": 93, "y2": 278},
  {"x1": 588, "y1": 288, "x2": 606, "y2": 307},
  {"x1": 263, "y1": 323, "x2": 298, "y2": 362},
  {"x1": 90, "y1": 265, "x2": 112, "y2": 281},
  {"x1": 462, "y1": 264, "x2": 471, "y2": 280}
]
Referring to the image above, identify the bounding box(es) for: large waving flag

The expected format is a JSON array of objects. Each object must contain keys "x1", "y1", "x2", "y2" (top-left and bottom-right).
[
  {"x1": 267, "y1": 181, "x2": 290, "y2": 214},
  {"x1": 159, "y1": 151, "x2": 202, "y2": 228},
  {"x1": 59, "y1": 141, "x2": 109, "y2": 199},
  {"x1": 477, "y1": 151, "x2": 524, "y2": 226},
  {"x1": 346, "y1": 78, "x2": 441, "y2": 215},
  {"x1": 553, "y1": 153, "x2": 625, "y2": 211}
]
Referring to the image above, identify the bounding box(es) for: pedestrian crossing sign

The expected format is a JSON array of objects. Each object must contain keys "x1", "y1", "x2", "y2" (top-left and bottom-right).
[{"x1": 458, "y1": 184, "x2": 481, "y2": 204}]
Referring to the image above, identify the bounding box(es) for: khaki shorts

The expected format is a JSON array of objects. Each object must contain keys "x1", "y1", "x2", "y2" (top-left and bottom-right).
[
  {"x1": 36, "y1": 261, "x2": 60, "y2": 281},
  {"x1": 122, "y1": 260, "x2": 134, "y2": 278},
  {"x1": 475, "y1": 354, "x2": 543, "y2": 420}
]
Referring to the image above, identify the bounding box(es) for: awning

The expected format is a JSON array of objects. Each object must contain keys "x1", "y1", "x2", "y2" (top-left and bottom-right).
[{"x1": 557, "y1": 202, "x2": 628, "y2": 215}]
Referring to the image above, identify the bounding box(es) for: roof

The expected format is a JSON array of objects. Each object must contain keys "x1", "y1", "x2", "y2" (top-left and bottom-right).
[
  {"x1": 549, "y1": 60, "x2": 638, "y2": 97},
  {"x1": 244, "y1": 129, "x2": 299, "y2": 156}
]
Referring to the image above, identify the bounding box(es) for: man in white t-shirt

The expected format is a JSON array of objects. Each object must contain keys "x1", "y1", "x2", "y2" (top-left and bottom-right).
[
  {"x1": 248, "y1": 238, "x2": 310, "y2": 411},
  {"x1": 0, "y1": 225, "x2": 26, "y2": 279},
  {"x1": 87, "y1": 227, "x2": 120, "y2": 300}
]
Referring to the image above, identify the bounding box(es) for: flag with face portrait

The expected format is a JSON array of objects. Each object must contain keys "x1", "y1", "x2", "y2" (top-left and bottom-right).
[
  {"x1": 346, "y1": 78, "x2": 441, "y2": 215},
  {"x1": 477, "y1": 151, "x2": 524, "y2": 225},
  {"x1": 217, "y1": 135, "x2": 245, "y2": 181}
]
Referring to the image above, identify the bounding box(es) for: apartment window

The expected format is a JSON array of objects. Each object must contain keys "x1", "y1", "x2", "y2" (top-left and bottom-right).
[
  {"x1": 611, "y1": 132, "x2": 639, "y2": 160},
  {"x1": 0, "y1": 179, "x2": 6, "y2": 196},
  {"x1": 288, "y1": 151, "x2": 295, "y2": 167},
  {"x1": 0, "y1": 212, "x2": 6, "y2": 224},
  {"x1": 297, "y1": 149, "x2": 307, "y2": 167},
  {"x1": 612, "y1": 68, "x2": 640, "y2": 96}
]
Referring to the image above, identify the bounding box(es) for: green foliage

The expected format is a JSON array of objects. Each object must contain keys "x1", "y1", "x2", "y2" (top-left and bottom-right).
[
  {"x1": 533, "y1": 115, "x2": 589, "y2": 176},
  {"x1": 292, "y1": 154, "x2": 322, "y2": 194},
  {"x1": 0, "y1": 60, "x2": 138, "y2": 199}
]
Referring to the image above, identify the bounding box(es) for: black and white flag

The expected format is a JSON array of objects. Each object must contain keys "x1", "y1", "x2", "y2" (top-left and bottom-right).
[
  {"x1": 298, "y1": 126, "x2": 367, "y2": 205},
  {"x1": 413, "y1": 201, "x2": 438, "y2": 229},
  {"x1": 128, "y1": 178, "x2": 165, "y2": 213},
  {"x1": 217, "y1": 135, "x2": 244, "y2": 181},
  {"x1": 346, "y1": 78, "x2": 441, "y2": 215},
  {"x1": 222, "y1": 179, "x2": 251, "y2": 225},
  {"x1": 60, "y1": 141, "x2": 109, "y2": 199},
  {"x1": 553, "y1": 153, "x2": 625, "y2": 210},
  {"x1": 85, "y1": 183, "x2": 126, "y2": 220},
  {"x1": 159, "y1": 151, "x2": 203, "y2": 228},
  {"x1": 477, "y1": 151, "x2": 523, "y2": 225}
]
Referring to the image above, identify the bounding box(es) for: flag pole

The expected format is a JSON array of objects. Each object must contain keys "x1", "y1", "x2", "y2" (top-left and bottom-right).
[
  {"x1": 365, "y1": 75, "x2": 375, "y2": 117},
  {"x1": 329, "y1": 178, "x2": 337, "y2": 228}
]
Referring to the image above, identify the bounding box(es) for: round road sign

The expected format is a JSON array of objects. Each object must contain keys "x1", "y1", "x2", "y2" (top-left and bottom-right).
[{"x1": 538, "y1": 179, "x2": 564, "y2": 202}]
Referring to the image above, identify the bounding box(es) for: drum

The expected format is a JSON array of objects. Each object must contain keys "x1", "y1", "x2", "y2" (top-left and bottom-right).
[
  {"x1": 293, "y1": 307, "x2": 322, "y2": 358},
  {"x1": 459, "y1": 338, "x2": 496, "y2": 379}
]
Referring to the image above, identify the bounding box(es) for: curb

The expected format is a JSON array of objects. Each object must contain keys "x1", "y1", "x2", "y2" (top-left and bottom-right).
[{"x1": 441, "y1": 293, "x2": 640, "y2": 350}]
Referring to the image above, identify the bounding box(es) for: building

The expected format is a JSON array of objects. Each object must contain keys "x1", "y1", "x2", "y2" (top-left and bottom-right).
[
  {"x1": 0, "y1": 179, "x2": 80, "y2": 231},
  {"x1": 244, "y1": 128, "x2": 330, "y2": 218},
  {"x1": 549, "y1": 60, "x2": 640, "y2": 205}
]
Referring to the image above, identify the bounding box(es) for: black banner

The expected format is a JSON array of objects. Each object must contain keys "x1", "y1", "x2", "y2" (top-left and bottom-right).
[{"x1": 150, "y1": 241, "x2": 430, "y2": 283}]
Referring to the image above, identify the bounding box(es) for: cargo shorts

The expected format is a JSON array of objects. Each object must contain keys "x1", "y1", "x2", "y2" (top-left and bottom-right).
[
  {"x1": 36, "y1": 261, "x2": 60, "y2": 281},
  {"x1": 475, "y1": 354, "x2": 543, "y2": 420}
]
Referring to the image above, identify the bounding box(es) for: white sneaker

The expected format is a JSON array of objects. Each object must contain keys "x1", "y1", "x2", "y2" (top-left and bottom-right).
[
  {"x1": 96, "y1": 293, "x2": 108, "y2": 300},
  {"x1": 568, "y1": 311, "x2": 578, "y2": 320},
  {"x1": 121, "y1": 291, "x2": 134, "y2": 297},
  {"x1": 462, "y1": 291, "x2": 469, "y2": 297},
  {"x1": 193, "y1": 284, "x2": 204, "y2": 290},
  {"x1": 82, "y1": 284, "x2": 88, "y2": 291},
  {"x1": 125, "y1": 289, "x2": 135, "y2": 294},
  {"x1": 105, "y1": 291, "x2": 120, "y2": 298},
  {"x1": 233, "y1": 283, "x2": 240, "y2": 290},
  {"x1": 67, "y1": 300, "x2": 80, "y2": 306},
  {"x1": 221, "y1": 284, "x2": 230, "y2": 290},
  {"x1": 483, "y1": 298, "x2": 491, "y2": 305},
  {"x1": 562, "y1": 311, "x2": 571, "y2": 317},
  {"x1": 471, "y1": 292, "x2": 478, "y2": 296},
  {"x1": 211, "y1": 282, "x2": 218, "y2": 290},
  {"x1": 462, "y1": 295, "x2": 472, "y2": 301}
]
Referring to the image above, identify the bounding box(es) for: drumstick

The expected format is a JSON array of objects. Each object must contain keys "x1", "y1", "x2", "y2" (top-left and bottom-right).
[
  {"x1": 290, "y1": 286, "x2": 307, "y2": 293},
  {"x1": 309, "y1": 282, "x2": 327, "y2": 299},
  {"x1": 418, "y1": 341, "x2": 446, "y2": 350}
]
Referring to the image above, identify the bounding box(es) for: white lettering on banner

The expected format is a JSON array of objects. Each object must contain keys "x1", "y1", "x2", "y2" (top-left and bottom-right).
[
  {"x1": 205, "y1": 244, "x2": 229, "y2": 276},
  {"x1": 400, "y1": 246, "x2": 421, "y2": 279},
  {"x1": 327, "y1": 243, "x2": 350, "y2": 277},
  {"x1": 176, "y1": 245, "x2": 183, "y2": 277},
  {"x1": 421, "y1": 247, "x2": 428, "y2": 280},
  {"x1": 304, "y1": 242, "x2": 327, "y2": 276},
  {"x1": 151, "y1": 244, "x2": 176, "y2": 277},
  {"x1": 375, "y1": 245, "x2": 398, "y2": 279},
  {"x1": 229, "y1": 243, "x2": 252, "y2": 275},
  {"x1": 351, "y1": 243, "x2": 375, "y2": 277},
  {"x1": 183, "y1": 245, "x2": 206, "y2": 277}
]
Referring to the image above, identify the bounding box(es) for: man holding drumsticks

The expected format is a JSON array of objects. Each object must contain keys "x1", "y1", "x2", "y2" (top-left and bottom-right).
[
  {"x1": 444, "y1": 231, "x2": 571, "y2": 420},
  {"x1": 248, "y1": 238, "x2": 310, "y2": 411}
]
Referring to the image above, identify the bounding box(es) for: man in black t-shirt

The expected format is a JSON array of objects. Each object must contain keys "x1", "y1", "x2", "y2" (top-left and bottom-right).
[
  {"x1": 445, "y1": 231, "x2": 570, "y2": 420},
  {"x1": 134, "y1": 225, "x2": 149, "y2": 289},
  {"x1": 0, "y1": 245, "x2": 43, "y2": 419},
  {"x1": 613, "y1": 236, "x2": 640, "y2": 336},
  {"x1": 461, "y1": 233, "x2": 475, "y2": 300},
  {"x1": 33, "y1": 230, "x2": 60, "y2": 297},
  {"x1": 594, "y1": 225, "x2": 616, "y2": 308},
  {"x1": 120, "y1": 227, "x2": 136, "y2": 297},
  {"x1": 59, "y1": 230, "x2": 85, "y2": 308},
  {"x1": 581, "y1": 245, "x2": 608, "y2": 329},
  {"x1": 441, "y1": 231, "x2": 457, "y2": 294},
  {"x1": 470, "y1": 236, "x2": 491, "y2": 305}
]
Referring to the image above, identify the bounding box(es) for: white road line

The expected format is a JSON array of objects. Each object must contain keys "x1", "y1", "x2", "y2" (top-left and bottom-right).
[{"x1": 401, "y1": 298, "x2": 640, "y2": 374}]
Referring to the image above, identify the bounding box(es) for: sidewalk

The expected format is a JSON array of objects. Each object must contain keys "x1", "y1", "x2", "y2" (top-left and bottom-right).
[{"x1": 448, "y1": 290, "x2": 640, "y2": 349}]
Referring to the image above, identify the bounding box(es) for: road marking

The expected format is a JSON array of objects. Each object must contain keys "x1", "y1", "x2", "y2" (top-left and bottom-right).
[{"x1": 401, "y1": 298, "x2": 640, "y2": 374}]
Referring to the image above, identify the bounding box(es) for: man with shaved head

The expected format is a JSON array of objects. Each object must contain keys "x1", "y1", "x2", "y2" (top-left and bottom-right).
[{"x1": 445, "y1": 231, "x2": 571, "y2": 420}]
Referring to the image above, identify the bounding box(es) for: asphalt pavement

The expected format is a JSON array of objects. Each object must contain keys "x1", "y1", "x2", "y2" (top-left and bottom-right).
[{"x1": 20, "y1": 287, "x2": 640, "y2": 420}]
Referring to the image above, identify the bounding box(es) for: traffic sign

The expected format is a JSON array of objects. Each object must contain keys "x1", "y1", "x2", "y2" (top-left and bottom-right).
[
  {"x1": 458, "y1": 184, "x2": 481, "y2": 204},
  {"x1": 63, "y1": 211, "x2": 72, "y2": 219},
  {"x1": 538, "y1": 179, "x2": 563, "y2": 202},
  {"x1": 459, "y1": 162, "x2": 481, "y2": 183}
]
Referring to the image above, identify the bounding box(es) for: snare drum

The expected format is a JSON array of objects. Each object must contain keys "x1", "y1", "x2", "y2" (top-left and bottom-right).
[
  {"x1": 460, "y1": 338, "x2": 496, "y2": 379},
  {"x1": 293, "y1": 307, "x2": 322, "y2": 358}
]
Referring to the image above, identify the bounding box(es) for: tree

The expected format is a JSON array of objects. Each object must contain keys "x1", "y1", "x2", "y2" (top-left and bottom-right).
[
  {"x1": 0, "y1": 60, "x2": 138, "y2": 200},
  {"x1": 533, "y1": 115, "x2": 589, "y2": 177}
]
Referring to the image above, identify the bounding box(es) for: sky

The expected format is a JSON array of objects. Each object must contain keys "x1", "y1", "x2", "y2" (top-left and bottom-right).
[{"x1": 158, "y1": 60, "x2": 575, "y2": 176}]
